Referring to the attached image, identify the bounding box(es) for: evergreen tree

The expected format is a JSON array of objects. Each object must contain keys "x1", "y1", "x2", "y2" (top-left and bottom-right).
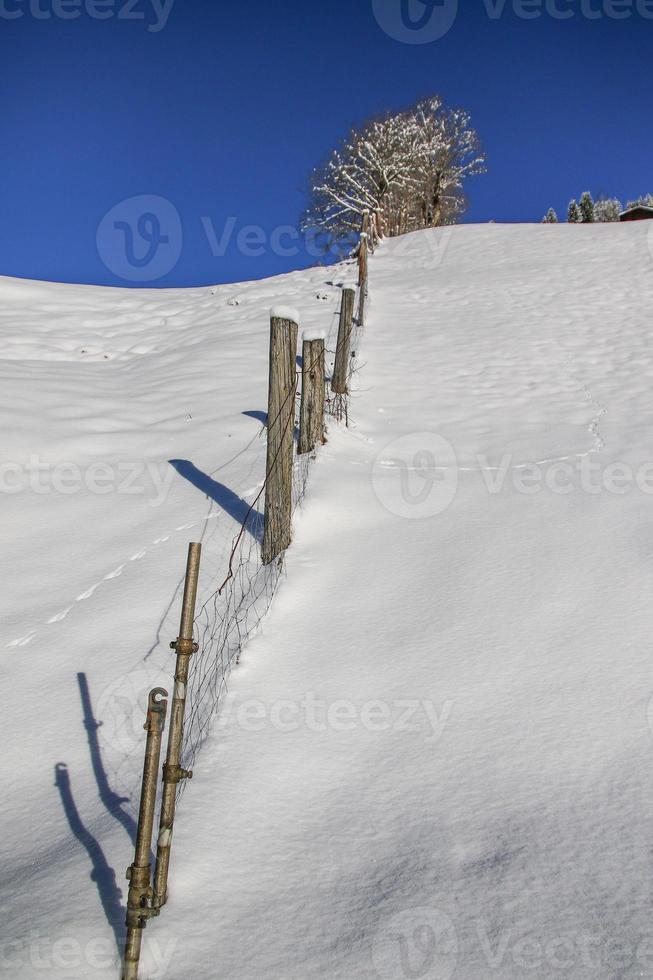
[
  {"x1": 567, "y1": 200, "x2": 581, "y2": 223},
  {"x1": 594, "y1": 198, "x2": 622, "y2": 222},
  {"x1": 579, "y1": 191, "x2": 595, "y2": 223},
  {"x1": 626, "y1": 193, "x2": 653, "y2": 210},
  {"x1": 542, "y1": 208, "x2": 558, "y2": 224}
]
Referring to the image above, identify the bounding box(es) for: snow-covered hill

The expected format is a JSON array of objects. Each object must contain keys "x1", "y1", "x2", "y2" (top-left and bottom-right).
[{"x1": 4, "y1": 222, "x2": 653, "y2": 979}]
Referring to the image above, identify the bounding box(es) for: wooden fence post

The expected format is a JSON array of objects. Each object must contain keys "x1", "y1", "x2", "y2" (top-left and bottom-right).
[
  {"x1": 331, "y1": 288, "x2": 355, "y2": 395},
  {"x1": 122, "y1": 689, "x2": 168, "y2": 980},
  {"x1": 361, "y1": 209, "x2": 370, "y2": 252},
  {"x1": 357, "y1": 220, "x2": 369, "y2": 328},
  {"x1": 357, "y1": 281, "x2": 367, "y2": 330},
  {"x1": 262, "y1": 310, "x2": 299, "y2": 564},
  {"x1": 358, "y1": 231, "x2": 368, "y2": 289},
  {"x1": 152, "y1": 542, "x2": 201, "y2": 910},
  {"x1": 298, "y1": 334, "x2": 326, "y2": 455},
  {"x1": 374, "y1": 210, "x2": 384, "y2": 243}
]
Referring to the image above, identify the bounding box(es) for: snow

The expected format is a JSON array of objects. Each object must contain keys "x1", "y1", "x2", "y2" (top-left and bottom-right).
[
  {"x1": 269, "y1": 304, "x2": 300, "y2": 323},
  {"x1": 302, "y1": 327, "x2": 327, "y2": 341},
  {"x1": 4, "y1": 222, "x2": 653, "y2": 979}
]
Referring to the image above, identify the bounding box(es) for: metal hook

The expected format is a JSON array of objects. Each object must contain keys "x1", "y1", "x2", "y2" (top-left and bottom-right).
[{"x1": 149, "y1": 688, "x2": 168, "y2": 710}]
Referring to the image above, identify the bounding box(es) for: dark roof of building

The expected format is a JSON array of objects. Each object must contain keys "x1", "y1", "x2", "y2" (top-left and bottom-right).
[{"x1": 619, "y1": 205, "x2": 653, "y2": 216}]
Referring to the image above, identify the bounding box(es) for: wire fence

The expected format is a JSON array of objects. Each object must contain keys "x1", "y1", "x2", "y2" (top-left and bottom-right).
[
  {"x1": 98, "y1": 271, "x2": 366, "y2": 814},
  {"x1": 116, "y1": 227, "x2": 372, "y2": 977},
  {"x1": 178, "y1": 273, "x2": 367, "y2": 789}
]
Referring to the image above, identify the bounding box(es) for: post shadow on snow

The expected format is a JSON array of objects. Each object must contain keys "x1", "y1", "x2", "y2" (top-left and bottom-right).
[
  {"x1": 143, "y1": 574, "x2": 184, "y2": 661},
  {"x1": 54, "y1": 763, "x2": 124, "y2": 950},
  {"x1": 77, "y1": 673, "x2": 137, "y2": 846},
  {"x1": 243, "y1": 409, "x2": 299, "y2": 441},
  {"x1": 169, "y1": 459, "x2": 262, "y2": 541},
  {"x1": 242, "y1": 409, "x2": 267, "y2": 425}
]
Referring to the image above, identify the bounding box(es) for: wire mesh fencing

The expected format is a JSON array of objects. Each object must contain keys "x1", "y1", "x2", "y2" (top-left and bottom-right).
[
  {"x1": 178, "y1": 277, "x2": 366, "y2": 788},
  {"x1": 117, "y1": 236, "x2": 371, "y2": 977},
  {"x1": 97, "y1": 267, "x2": 368, "y2": 818}
]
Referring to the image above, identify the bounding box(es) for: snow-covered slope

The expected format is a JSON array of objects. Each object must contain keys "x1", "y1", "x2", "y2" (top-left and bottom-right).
[{"x1": 4, "y1": 222, "x2": 653, "y2": 979}]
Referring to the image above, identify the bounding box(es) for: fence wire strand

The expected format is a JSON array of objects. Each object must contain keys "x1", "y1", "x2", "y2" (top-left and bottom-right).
[{"x1": 177, "y1": 276, "x2": 367, "y2": 794}]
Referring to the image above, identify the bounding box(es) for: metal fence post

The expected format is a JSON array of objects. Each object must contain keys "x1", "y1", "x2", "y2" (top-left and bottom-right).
[
  {"x1": 122, "y1": 688, "x2": 168, "y2": 980},
  {"x1": 152, "y1": 542, "x2": 202, "y2": 910}
]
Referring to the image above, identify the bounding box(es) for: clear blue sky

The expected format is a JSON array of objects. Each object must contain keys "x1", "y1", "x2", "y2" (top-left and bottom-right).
[{"x1": 1, "y1": 0, "x2": 651, "y2": 287}]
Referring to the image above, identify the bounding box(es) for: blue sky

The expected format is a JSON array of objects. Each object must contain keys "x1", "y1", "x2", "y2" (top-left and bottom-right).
[{"x1": 1, "y1": 0, "x2": 651, "y2": 287}]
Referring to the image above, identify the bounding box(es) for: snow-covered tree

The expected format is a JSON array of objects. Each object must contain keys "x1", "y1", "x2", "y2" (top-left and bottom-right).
[
  {"x1": 579, "y1": 191, "x2": 595, "y2": 223},
  {"x1": 301, "y1": 97, "x2": 485, "y2": 243},
  {"x1": 594, "y1": 198, "x2": 622, "y2": 222},
  {"x1": 561, "y1": 192, "x2": 653, "y2": 224},
  {"x1": 567, "y1": 200, "x2": 581, "y2": 223},
  {"x1": 626, "y1": 193, "x2": 653, "y2": 210},
  {"x1": 307, "y1": 113, "x2": 412, "y2": 242},
  {"x1": 542, "y1": 208, "x2": 558, "y2": 224},
  {"x1": 401, "y1": 98, "x2": 485, "y2": 232}
]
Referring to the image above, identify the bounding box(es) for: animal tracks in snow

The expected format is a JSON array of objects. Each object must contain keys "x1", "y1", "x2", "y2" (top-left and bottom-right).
[
  {"x1": 560, "y1": 346, "x2": 608, "y2": 456},
  {"x1": 47, "y1": 607, "x2": 72, "y2": 624},
  {"x1": 5, "y1": 511, "x2": 222, "y2": 649},
  {"x1": 584, "y1": 389, "x2": 607, "y2": 453},
  {"x1": 7, "y1": 630, "x2": 37, "y2": 649},
  {"x1": 76, "y1": 584, "x2": 99, "y2": 601},
  {"x1": 104, "y1": 565, "x2": 125, "y2": 580}
]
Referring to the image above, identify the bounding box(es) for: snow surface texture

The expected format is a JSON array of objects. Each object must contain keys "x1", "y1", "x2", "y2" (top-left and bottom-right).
[{"x1": 4, "y1": 223, "x2": 653, "y2": 979}]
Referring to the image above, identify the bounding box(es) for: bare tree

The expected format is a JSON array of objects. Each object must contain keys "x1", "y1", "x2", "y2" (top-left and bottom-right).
[
  {"x1": 301, "y1": 96, "x2": 485, "y2": 244},
  {"x1": 404, "y1": 98, "x2": 485, "y2": 230}
]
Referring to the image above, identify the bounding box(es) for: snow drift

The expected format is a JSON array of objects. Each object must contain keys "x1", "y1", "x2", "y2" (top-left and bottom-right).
[{"x1": 3, "y1": 221, "x2": 653, "y2": 979}]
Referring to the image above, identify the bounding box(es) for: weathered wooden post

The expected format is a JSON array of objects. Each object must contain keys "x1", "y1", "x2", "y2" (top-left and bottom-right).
[
  {"x1": 357, "y1": 214, "x2": 369, "y2": 328},
  {"x1": 331, "y1": 288, "x2": 356, "y2": 395},
  {"x1": 298, "y1": 332, "x2": 326, "y2": 456},
  {"x1": 357, "y1": 279, "x2": 367, "y2": 330},
  {"x1": 152, "y1": 542, "x2": 201, "y2": 910},
  {"x1": 370, "y1": 212, "x2": 379, "y2": 249},
  {"x1": 122, "y1": 688, "x2": 168, "y2": 980},
  {"x1": 360, "y1": 208, "x2": 370, "y2": 253},
  {"x1": 262, "y1": 309, "x2": 299, "y2": 565},
  {"x1": 358, "y1": 231, "x2": 368, "y2": 289},
  {"x1": 373, "y1": 210, "x2": 384, "y2": 244}
]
